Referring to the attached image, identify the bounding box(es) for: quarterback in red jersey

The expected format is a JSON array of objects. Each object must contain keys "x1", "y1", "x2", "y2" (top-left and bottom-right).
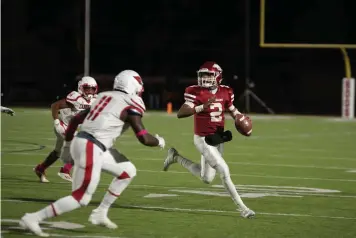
[{"x1": 164, "y1": 61, "x2": 255, "y2": 218}]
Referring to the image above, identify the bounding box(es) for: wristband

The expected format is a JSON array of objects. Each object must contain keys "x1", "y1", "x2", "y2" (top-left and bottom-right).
[
  {"x1": 194, "y1": 105, "x2": 204, "y2": 113},
  {"x1": 136, "y1": 129, "x2": 148, "y2": 137}
]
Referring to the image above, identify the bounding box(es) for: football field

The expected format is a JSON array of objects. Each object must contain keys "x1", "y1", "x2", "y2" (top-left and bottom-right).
[{"x1": 2, "y1": 108, "x2": 356, "y2": 238}]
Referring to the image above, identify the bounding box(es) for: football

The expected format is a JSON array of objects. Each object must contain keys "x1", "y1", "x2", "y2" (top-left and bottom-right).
[{"x1": 235, "y1": 114, "x2": 252, "y2": 136}]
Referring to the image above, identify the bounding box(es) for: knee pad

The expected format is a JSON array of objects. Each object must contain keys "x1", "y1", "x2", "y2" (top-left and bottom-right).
[
  {"x1": 126, "y1": 162, "x2": 137, "y2": 178},
  {"x1": 119, "y1": 162, "x2": 137, "y2": 179}
]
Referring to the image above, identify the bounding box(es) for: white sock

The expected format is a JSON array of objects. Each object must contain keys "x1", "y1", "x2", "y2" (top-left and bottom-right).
[
  {"x1": 176, "y1": 155, "x2": 201, "y2": 177},
  {"x1": 221, "y1": 176, "x2": 248, "y2": 210},
  {"x1": 34, "y1": 196, "x2": 81, "y2": 221},
  {"x1": 97, "y1": 177, "x2": 132, "y2": 213}
]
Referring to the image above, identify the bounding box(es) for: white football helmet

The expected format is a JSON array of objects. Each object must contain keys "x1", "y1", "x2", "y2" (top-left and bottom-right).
[
  {"x1": 78, "y1": 76, "x2": 98, "y2": 100},
  {"x1": 113, "y1": 70, "x2": 144, "y2": 96}
]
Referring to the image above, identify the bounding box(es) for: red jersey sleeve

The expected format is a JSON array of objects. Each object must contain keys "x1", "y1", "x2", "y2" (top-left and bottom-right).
[
  {"x1": 184, "y1": 86, "x2": 200, "y2": 108},
  {"x1": 226, "y1": 87, "x2": 235, "y2": 108},
  {"x1": 224, "y1": 86, "x2": 240, "y2": 116}
]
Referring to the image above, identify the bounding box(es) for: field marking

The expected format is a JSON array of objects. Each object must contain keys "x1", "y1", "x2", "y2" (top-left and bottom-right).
[
  {"x1": 1, "y1": 219, "x2": 125, "y2": 237},
  {"x1": 3, "y1": 163, "x2": 356, "y2": 182},
  {"x1": 3, "y1": 143, "x2": 356, "y2": 162},
  {"x1": 1, "y1": 182, "x2": 355, "y2": 199},
  {"x1": 144, "y1": 193, "x2": 179, "y2": 198},
  {"x1": 1, "y1": 199, "x2": 26, "y2": 203},
  {"x1": 122, "y1": 205, "x2": 356, "y2": 220},
  {"x1": 2, "y1": 199, "x2": 355, "y2": 221},
  {"x1": 3, "y1": 151, "x2": 356, "y2": 170},
  {"x1": 347, "y1": 170, "x2": 356, "y2": 173},
  {"x1": 139, "y1": 158, "x2": 355, "y2": 170}
]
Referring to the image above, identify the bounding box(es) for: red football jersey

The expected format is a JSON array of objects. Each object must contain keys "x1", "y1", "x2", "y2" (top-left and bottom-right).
[{"x1": 184, "y1": 85, "x2": 235, "y2": 136}]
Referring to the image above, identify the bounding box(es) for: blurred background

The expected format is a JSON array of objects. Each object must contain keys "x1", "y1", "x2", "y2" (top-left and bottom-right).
[{"x1": 2, "y1": 0, "x2": 356, "y2": 115}]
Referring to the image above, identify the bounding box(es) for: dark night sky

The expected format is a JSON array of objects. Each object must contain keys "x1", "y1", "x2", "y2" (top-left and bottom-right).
[{"x1": 2, "y1": 0, "x2": 356, "y2": 114}]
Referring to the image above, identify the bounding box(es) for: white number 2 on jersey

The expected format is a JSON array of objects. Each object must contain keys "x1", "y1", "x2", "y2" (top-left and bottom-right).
[{"x1": 210, "y1": 102, "x2": 223, "y2": 122}]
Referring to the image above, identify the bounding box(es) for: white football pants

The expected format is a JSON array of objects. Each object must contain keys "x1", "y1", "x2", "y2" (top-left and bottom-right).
[
  {"x1": 70, "y1": 137, "x2": 136, "y2": 206},
  {"x1": 193, "y1": 135, "x2": 225, "y2": 183}
]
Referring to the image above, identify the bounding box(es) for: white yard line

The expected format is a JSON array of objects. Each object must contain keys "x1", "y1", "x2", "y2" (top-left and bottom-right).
[
  {"x1": 2, "y1": 163, "x2": 356, "y2": 182},
  {"x1": 3, "y1": 142, "x2": 355, "y2": 161},
  {"x1": 2, "y1": 199, "x2": 355, "y2": 221},
  {"x1": 121, "y1": 205, "x2": 356, "y2": 220},
  {"x1": 4, "y1": 149, "x2": 356, "y2": 166}
]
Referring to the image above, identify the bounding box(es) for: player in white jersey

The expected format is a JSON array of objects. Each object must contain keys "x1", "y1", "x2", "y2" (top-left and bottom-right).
[
  {"x1": 20, "y1": 70, "x2": 166, "y2": 237},
  {"x1": 34, "y1": 76, "x2": 98, "y2": 183}
]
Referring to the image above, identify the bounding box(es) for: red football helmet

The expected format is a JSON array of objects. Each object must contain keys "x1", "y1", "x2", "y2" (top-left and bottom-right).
[{"x1": 197, "y1": 61, "x2": 223, "y2": 88}]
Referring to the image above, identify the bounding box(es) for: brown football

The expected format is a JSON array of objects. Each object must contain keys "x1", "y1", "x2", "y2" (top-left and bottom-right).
[{"x1": 235, "y1": 114, "x2": 252, "y2": 136}]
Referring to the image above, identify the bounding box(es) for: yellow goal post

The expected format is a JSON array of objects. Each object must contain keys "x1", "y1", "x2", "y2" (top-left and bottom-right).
[{"x1": 259, "y1": 0, "x2": 355, "y2": 118}]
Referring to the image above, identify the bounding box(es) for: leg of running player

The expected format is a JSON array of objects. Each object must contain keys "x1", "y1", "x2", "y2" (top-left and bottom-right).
[
  {"x1": 58, "y1": 161, "x2": 73, "y2": 182},
  {"x1": 164, "y1": 138, "x2": 216, "y2": 184},
  {"x1": 164, "y1": 147, "x2": 201, "y2": 176},
  {"x1": 34, "y1": 129, "x2": 63, "y2": 183},
  {"x1": 164, "y1": 136, "x2": 217, "y2": 183},
  {"x1": 195, "y1": 135, "x2": 255, "y2": 218},
  {"x1": 89, "y1": 149, "x2": 137, "y2": 229},
  {"x1": 20, "y1": 138, "x2": 103, "y2": 236}
]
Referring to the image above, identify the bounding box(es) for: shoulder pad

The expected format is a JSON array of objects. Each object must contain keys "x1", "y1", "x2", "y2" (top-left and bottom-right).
[
  {"x1": 66, "y1": 91, "x2": 81, "y2": 102},
  {"x1": 128, "y1": 95, "x2": 146, "y2": 115}
]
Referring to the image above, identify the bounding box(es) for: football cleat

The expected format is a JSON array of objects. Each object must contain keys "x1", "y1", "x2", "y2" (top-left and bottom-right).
[
  {"x1": 163, "y1": 148, "x2": 178, "y2": 171},
  {"x1": 89, "y1": 208, "x2": 118, "y2": 229},
  {"x1": 19, "y1": 213, "x2": 49, "y2": 237},
  {"x1": 57, "y1": 172, "x2": 73, "y2": 182},
  {"x1": 240, "y1": 208, "x2": 255, "y2": 219},
  {"x1": 33, "y1": 166, "x2": 49, "y2": 183},
  {"x1": 57, "y1": 167, "x2": 72, "y2": 182}
]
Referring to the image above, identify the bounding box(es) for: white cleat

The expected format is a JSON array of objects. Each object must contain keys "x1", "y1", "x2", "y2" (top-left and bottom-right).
[
  {"x1": 240, "y1": 208, "x2": 255, "y2": 219},
  {"x1": 19, "y1": 213, "x2": 49, "y2": 237},
  {"x1": 33, "y1": 167, "x2": 49, "y2": 183},
  {"x1": 57, "y1": 172, "x2": 73, "y2": 182},
  {"x1": 163, "y1": 148, "x2": 178, "y2": 171},
  {"x1": 89, "y1": 209, "x2": 118, "y2": 229}
]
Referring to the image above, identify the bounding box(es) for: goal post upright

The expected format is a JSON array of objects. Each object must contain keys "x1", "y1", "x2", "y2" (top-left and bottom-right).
[{"x1": 259, "y1": 0, "x2": 355, "y2": 119}]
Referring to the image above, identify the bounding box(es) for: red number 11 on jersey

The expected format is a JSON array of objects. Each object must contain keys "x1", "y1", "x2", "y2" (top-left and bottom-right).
[{"x1": 87, "y1": 96, "x2": 112, "y2": 121}]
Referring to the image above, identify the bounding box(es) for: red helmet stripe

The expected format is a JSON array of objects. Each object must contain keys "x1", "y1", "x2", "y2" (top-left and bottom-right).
[{"x1": 134, "y1": 76, "x2": 143, "y2": 85}]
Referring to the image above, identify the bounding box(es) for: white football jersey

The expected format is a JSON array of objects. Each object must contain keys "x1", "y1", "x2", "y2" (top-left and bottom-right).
[
  {"x1": 59, "y1": 91, "x2": 96, "y2": 125},
  {"x1": 80, "y1": 91, "x2": 146, "y2": 148}
]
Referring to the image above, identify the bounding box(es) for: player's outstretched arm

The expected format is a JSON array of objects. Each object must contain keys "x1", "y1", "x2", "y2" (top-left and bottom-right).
[{"x1": 124, "y1": 112, "x2": 164, "y2": 148}]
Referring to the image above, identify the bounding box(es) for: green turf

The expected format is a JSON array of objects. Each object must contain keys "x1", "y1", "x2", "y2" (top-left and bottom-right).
[{"x1": 1, "y1": 108, "x2": 356, "y2": 238}]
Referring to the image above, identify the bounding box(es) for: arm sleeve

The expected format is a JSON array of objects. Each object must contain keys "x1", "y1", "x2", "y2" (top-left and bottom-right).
[{"x1": 65, "y1": 91, "x2": 81, "y2": 108}]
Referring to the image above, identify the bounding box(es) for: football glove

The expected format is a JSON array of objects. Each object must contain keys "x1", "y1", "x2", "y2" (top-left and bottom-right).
[
  {"x1": 54, "y1": 119, "x2": 66, "y2": 138},
  {"x1": 154, "y1": 134, "x2": 165, "y2": 149}
]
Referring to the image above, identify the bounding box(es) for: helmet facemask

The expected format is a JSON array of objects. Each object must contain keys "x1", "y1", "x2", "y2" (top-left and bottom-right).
[
  {"x1": 80, "y1": 84, "x2": 97, "y2": 99},
  {"x1": 198, "y1": 71, "x2": 218, "y2": 89}
]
